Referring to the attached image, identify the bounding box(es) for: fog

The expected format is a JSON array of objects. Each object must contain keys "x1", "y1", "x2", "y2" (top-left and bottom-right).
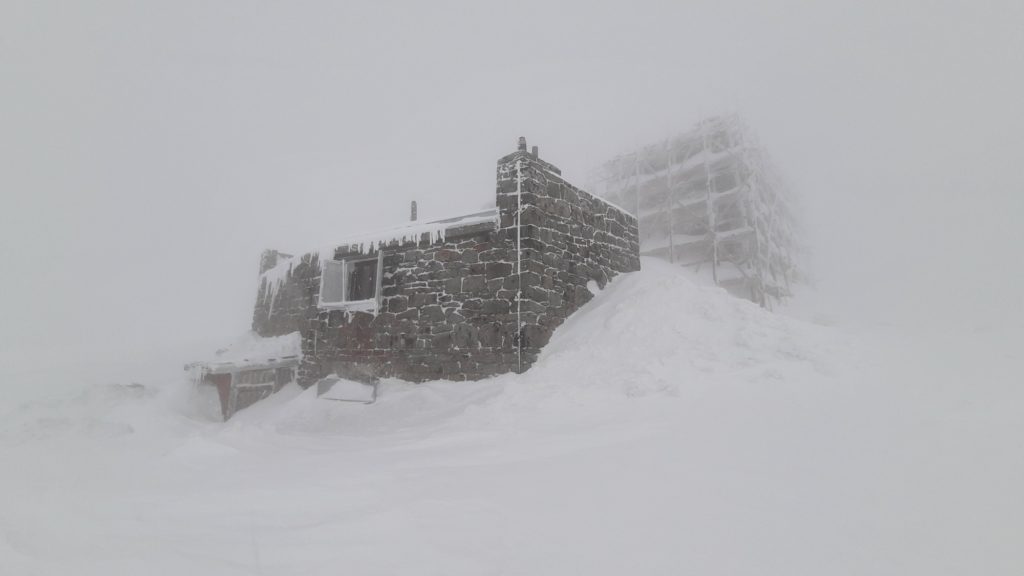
[{"x1": 2, "y1": 0, "x2": 1022, "y2": 380}]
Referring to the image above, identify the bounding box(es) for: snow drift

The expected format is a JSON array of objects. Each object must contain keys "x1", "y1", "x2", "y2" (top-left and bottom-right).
[{"x1": 0, "y1": 258, "x2": 1020, "y2": 575}]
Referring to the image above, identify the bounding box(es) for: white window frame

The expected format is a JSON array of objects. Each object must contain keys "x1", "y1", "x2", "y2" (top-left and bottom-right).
[{"x1": 318, "y1": 251, "x2": 384, "y2": 313}]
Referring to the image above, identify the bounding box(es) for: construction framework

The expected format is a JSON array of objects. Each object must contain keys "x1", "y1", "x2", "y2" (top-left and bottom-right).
[{"x1": 589, "y1": 115, "x2": 799, "y2": 308}]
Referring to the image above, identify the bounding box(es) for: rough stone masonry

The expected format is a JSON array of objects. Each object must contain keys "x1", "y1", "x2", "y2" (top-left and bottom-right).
[{"x1": 251, "y1": 140, "x2": 640, "y2": 385}]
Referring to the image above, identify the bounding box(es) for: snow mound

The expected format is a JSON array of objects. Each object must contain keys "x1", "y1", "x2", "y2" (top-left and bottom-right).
[
  {"x1": 520, "y1": 258, "x2": 839, "y2": 397},
  {"x1": 2, "y1": 258, "x2": 1020, "y2": 575}
]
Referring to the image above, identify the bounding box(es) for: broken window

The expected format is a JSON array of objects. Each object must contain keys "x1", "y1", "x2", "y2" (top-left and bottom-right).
[{"x1": 319, "y1": 253, "x2": 382, "y2": 310}]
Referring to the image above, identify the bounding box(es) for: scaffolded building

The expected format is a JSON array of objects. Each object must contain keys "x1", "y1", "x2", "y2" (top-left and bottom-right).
[{"x1": 589, "y1": 115, "x2": 799, "y2": 308}]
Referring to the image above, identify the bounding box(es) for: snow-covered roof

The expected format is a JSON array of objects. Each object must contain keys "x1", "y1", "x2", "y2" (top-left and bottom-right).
[
  {"x1": 199, "y1": 331, "x2": 302, "y2": 374},
  {"x1": 259, "y1": 208, "x2": 500, "y2": 299},
  {"x1": 323, "y1": 208, "x2": 500, "y2": 255}
]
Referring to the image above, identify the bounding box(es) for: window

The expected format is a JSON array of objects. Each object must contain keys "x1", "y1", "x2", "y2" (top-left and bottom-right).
[
  {"x1": 319, "y1": 253, "x2": 383, "y2": 311},
  {"x1": 347, "y1": 259, "x2": 377, "y2": 301}
]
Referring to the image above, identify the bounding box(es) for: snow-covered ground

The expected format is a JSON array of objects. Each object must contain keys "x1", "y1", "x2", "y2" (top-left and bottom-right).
[{"x1": 1, "y1": 258, "x2": 1020, "y2": 575}]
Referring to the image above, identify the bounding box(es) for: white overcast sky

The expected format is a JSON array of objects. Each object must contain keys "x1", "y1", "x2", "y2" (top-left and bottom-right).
[{"x1": 1, "y1": 1, "x2": 1022, "y2": 377}]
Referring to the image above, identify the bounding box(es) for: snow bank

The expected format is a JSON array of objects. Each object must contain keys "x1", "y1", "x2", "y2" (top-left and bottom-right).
[{"x1": 1, "y1": 258, "x2": 1021, "y2": 575}]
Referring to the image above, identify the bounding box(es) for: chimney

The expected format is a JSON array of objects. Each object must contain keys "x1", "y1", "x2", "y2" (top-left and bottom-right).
[
  {"x1": 517, "y1": 136, "x2": 527, "y2": 152},
  {"x1": 410, "y1": 200, "x2": 417, "y2": 222},
  {"x1": 259, "y1": 249, "x2": 292, "y2": 275},
  {"x1": 531, "y1": 145, "x2": 539, "y2": 159}
]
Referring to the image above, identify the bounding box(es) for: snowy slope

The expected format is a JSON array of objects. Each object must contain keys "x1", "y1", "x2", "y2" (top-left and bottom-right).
[{"x1": 0, "y1": 258, "x2": 1021, "y2": 575}]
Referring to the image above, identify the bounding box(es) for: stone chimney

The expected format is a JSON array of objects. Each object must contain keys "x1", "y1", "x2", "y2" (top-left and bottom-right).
[{"x1": 258, "y1": 249, "x2": 292, "y2": 275}]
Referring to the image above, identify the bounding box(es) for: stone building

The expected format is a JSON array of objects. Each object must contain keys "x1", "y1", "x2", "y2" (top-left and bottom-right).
[{"x1": 194, "y1": 139, "x2": 640, "y2": 419}]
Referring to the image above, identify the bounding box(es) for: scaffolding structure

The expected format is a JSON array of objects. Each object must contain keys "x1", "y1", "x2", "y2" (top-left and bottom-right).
[{"x1": 589, "y1": 115, "x2": 799, "y2": 308}]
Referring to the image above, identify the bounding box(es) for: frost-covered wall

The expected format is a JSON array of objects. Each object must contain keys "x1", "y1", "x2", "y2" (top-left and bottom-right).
[
  {"x1": 495, "y1": 147, "x2": 641, "y2": 363},
  {"x1": 251, "y1": 142, "x2": 640, "y2": 385}
]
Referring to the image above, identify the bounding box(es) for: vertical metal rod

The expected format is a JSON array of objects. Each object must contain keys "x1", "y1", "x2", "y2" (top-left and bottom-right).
[{"x1": 515, "y1": 159, "x2": 523, "y2": 374}]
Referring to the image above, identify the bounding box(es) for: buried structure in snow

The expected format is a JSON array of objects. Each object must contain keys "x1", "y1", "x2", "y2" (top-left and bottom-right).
[{"x1": 192, "y1": 139, "x2": 641, "y2": 419}]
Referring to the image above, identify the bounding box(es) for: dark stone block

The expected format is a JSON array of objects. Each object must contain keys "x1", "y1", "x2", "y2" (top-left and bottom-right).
[
  {"x1": 485, "y1": 262, "x2": 513, "y2": 279},
  {"x1": 370, "y1": 312, "x2": 396, "y2": 329},
  {"x1": 410, "y1": 292, "x2": 438, "y2": 307},
  {"x1": 387, "y1": 295, "x2": 409, "y2": 313},
  {"x1": 420, "y1": 305, "x2": 445, "y2": 323},
  {"x1": 548, "y1": 291, "x2": 563, "y2": 307},
  {"x1": 520, "y1": 206, "x2": 544, "y2": 226},
  {"x1": 519, "y1": 299, "x2": 546, "y2": 313},
  {"x1": 453, "y1": 323, "x2": 475, "y2": 349},
  {"x1": 479, "y1": 249, "x2": 506, "y2": 262},
  {"x1": 401, "y1": 333, "x2": 417, "y2": 349},
  {"x1": 435, "y1": 249, "x2": 459, "y2": 262},
  {"x1": 481, "y1": 299, "x2": 510, "y2": 314},
  {"x1": 431, "y1": 331, "x2": 453, "y2": 349},
  {"x1": 475, "y1": 323, "x2": 499, "y2": 344},
  {"x1": 328, "y1": 310, "x2": 346, "y2": 328},
  {"x1": 462, "y1": 275, "x2": 485, "y2": 293},
  {"x1": 519, "y1": 270, "x2": 541, "y2": 288}
]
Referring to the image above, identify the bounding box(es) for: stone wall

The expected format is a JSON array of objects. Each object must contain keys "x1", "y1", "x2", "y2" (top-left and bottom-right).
[
  {"x1": 252, "y1": 252, "x2": 321, "y2": 338},
  {"x1": 251, "y1": 143, "x2": 640, "y2": 386},
  {"x1": 495, "y1": 148, "x2": 641, "y2": 362}
]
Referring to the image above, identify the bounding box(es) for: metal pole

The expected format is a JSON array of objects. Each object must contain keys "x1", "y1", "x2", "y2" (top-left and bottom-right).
[{"x1": 515, "y1": 158, "x2": 523, "y2": 374}]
